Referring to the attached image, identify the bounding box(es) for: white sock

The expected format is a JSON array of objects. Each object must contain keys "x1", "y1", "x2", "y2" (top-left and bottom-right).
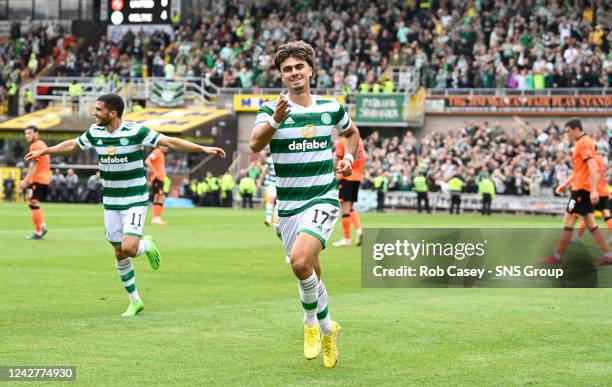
[
  {"x1": 605, "y1": 251, "x2": 612, "y2": 259},
  {"x1": 265, "y1": 203, "x2": 273, "y2": 223},
  {"x1": 116, "y1": 258, "x2": 140, "y2": 302},
  {"x1": 356, "y1": 228, "x2": 362, "y2": 235},
  {"x1": 298, "y1": 272, "x2": 318, "y2": 325},
  {"x1": 554, "y1": 252, "x2": 561, "y2": 260},
  {"x1": 136, "y1": 238, "x2": 151, "y2": 256},
  {"x1": 317, "y1": 281, "x2": 332, "y2": 335}
]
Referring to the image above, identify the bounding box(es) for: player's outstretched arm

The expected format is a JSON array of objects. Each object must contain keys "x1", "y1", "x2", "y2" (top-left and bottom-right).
[
  {"x1": 157, "y1": 135, "x2": 225, "y2": 158},
  {"x1": 336, "y1": 122, "x2": 360, "y2": 177},
  {"x1": 24, "y1": 139, "x2": 80, "y2": 163}
]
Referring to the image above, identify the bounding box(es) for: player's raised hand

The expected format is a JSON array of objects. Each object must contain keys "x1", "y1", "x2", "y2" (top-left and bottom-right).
[
  {"x1": 336, "y1": 159, "x2": 353, "y2": 177},
  {"x1": 24, "y1": 149, "x2": 45, "y2": 163},
  {"x1": 273, "y1": 94, "x2": 291, "y2": 124},
  {"x1": 202, "y1": 146, "x2": 226, "y2": 158}
]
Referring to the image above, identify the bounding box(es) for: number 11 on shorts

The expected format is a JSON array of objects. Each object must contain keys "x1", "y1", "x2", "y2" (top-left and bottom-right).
[{"x1": 131, "y1": 213, "x2": 142, "y2": 227}]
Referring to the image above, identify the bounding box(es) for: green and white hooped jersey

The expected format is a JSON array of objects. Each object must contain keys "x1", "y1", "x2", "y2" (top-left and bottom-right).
[
  {"x1": 255, "y1": 96, "x2": 351, "y2": 217},
  {"x1": 76, "y1": 121, "x2": 161, "y2": 210},
  {"x1": 262, "y1": 155, "x2": 276, "y2": 187}
]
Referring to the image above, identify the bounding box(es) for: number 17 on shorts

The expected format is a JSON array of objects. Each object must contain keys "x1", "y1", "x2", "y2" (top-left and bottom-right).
[{"x1": 279, "y1": 202, "x2": 339, "y2": 253}]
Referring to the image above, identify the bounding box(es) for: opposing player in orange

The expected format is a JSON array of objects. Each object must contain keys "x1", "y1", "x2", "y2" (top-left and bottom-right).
[
  {"x1": 145, "y1": 145, "x2": 168, "y2": 226},
  {"x1": 18, "y1": 126, "x2": 52, "y2": 240},
  {"x1": 571, "y1": 150, "x2": 612, "y2": 248},
  {"x1": 333, "y1": 136, "x2": 366, "y2": 247},
  {"x1": 539, "y1": 119, "x2": 612, "y2": 265}
]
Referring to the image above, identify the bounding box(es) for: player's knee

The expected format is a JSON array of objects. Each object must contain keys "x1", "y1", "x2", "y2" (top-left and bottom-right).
[
  {"x1": 121, "y1": 244, "x2": 139, "y2": 257},
  {"x1": 290, "y1": 254, "x2": 311, "y2": 278},
  {"x1": 114, "y1": 250, "x2": 126, "y2": 260},
  {"x1": 114, "y1": 246, "x2": 127, "y2": 260},
  {"x1": 291, "y1": 261, "x2": 311, "y2": 278},
  {"x1": 28, "y1": 199, "x2": 40, "y2": 209}
]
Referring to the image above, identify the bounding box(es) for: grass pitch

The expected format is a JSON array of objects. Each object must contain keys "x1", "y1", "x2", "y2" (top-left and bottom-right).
[{"x1": 1, "y1": 203, "x2": 610, "y2": 385}]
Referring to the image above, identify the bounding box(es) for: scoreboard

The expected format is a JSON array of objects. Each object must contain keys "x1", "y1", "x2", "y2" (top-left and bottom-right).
[{"x1": 108, "y1": 0, "x2": 171, "y2": 25}]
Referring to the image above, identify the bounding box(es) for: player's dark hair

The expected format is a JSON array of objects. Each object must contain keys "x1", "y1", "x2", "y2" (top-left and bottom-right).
[
  {"x1": 274, "y1": 41, "x2": 315, "y2": 71},
  {"x1": 97, "y1": 93, "x2": 125, "y2": 118},
  {"x1": 565, "y1": 118, "x2": 582, "y2": 131},
  {"x1": 25, "y1": 125, "x2": 38, "y2": 132}
]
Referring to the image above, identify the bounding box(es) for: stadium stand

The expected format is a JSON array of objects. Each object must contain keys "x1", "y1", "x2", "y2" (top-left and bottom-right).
[
  {"x1": 362, "y1": 120, "x2": 611, "y2": 196},
  {"x1": 0, "y1": 21, "x2": 76, "y2": 110},
  {"x1": 68, "y1": 0, "x2": 611, "y2": 90}
]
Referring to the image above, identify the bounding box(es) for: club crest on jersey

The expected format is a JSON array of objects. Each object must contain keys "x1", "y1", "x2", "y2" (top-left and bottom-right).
[
  {"x1": 321, "y1": 113, "x2": 332, "y2": 125},
  {"x1": 120, "y1": 138, "x2": 129, "y2": 146},
  {"x1": 301, "y1": 125, "x2": 316, "y2": 139},
  {"x1": 108, "y1": 146, "x2": 116, "y2": 156}
]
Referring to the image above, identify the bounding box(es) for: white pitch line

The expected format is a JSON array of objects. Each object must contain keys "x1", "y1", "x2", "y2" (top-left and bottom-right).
[{"x1": 0, "y1": 227, "x2": 104, "y2": 235}]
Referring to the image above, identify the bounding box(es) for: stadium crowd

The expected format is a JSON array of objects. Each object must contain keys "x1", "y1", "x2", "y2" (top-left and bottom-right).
[
  {"x1": 362, "y1": 120, "x2": 611, "y2": 196},
  {"x1": 0, "y1": 21, "x2": 76, "y2": 109},
  {"x1": 66, "y1": 0, "x2": 611, "y2": 91}
]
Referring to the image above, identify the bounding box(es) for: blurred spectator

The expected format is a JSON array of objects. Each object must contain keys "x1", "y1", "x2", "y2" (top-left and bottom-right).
[
  {"x1": 23, "y1": 87, "x2": 33, "y2": 113},
  {"x1": 448, "y1": 174, "x2": 465, "y2": 214},
  {"x1": 478, "y1": 173, "x2": 495, "y2": 215},
  {"x1": 220, "y1": 172, "x2": 235, "y2": 207},
  {"x1": 413, "y1": 170, "x2": 430, "y2": 213},
  {"x1": 49, "y1": 169, "x2": 65, "y2": 202},
  {"x1": 206, "y1": 171, "x2": 220, "y2": 207},
  {"x1": 373, "y1": 168, "x2": 388, "y2": 212},
  {"x1": 238, "y1": 168, "x2": 256, "y2": 209},
  {"x1": 3, "y1": 172, "x2": 16, "y2": 201},
  {"x1": 180, "y1": 177, "x2": 192, "y2": 198},
  {"x1": 85, "y1": 172, "x2": 102, "y2": 203},
  {"x1": 247, "y1": 160, "x2": 262, "y2": 180},
  {"x1": 64, "y1": 168, "x2": 79, "y2": 203},
  {"x1": 68, "y1": 80, "x2": 83, "y2": 112}
]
